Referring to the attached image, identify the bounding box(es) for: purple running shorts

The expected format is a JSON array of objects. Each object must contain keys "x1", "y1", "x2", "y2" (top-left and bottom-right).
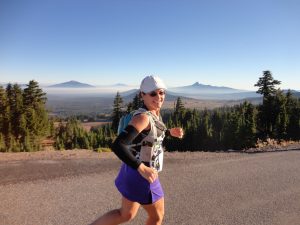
[{"x1": 115, "y1": 163, "x2": 164, "y2": 205}]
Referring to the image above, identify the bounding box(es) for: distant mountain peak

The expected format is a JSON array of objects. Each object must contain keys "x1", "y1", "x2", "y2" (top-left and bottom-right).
[
  {"x1": 170, "y1": 82, "x2": 246, "y2": 95},
  {"x1": 186, "y1": 82, "x2": 239, "y2": 90},
  {"x1": 48, "y1": 80, "x2": 94, "y2": 88},
  {"x1": 191, "y1": 82, "x2": 212, "y2": 87},
  {"x1": 113, "y1": 83, "x2": 128, "y2": 87}
]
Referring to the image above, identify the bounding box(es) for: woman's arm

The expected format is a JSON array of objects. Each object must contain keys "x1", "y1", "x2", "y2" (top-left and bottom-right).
[
  {"x1": 111, "y1": 113, "x2": 149, "y2": 169},
  {"x1": 111, "y1": 113, "x2": 158, "y2": 183},
  {"x1": 111, "y1": 125, "x2": 142, "y2": 169}
]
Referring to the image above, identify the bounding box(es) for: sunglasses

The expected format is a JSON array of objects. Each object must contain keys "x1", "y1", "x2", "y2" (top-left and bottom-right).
[{"x1": 143, "y1": 90, "x2": 166, "y2": 97}]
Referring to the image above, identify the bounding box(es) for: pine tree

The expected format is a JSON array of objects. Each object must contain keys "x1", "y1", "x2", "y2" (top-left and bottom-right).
[
  {"x1": 245, "y1": 102, "x2": 257, "y2": 146},
  {"x1": 126, "y1": 102, "x2": 134, "y2": 113},
  {"x1": 174, "y1": 97, "x2": 185, "y2": 115},
  {"x1": 23, "y1": 129, "x2": 32, "y2": 151},
  {"x1": 255, "y1": 71, "x2": 281, "y2": 99},
  {"x1": 132, "y1": 93, "x2": 143, "y2": 109},
  {"x1": 172, "y1": 97, "x2": 186, "y2": 129},
  {"x1": 10, "y1": 84, "x2": 25, "y2": 142},
  {"x1": 4, "y1": 84, "x2": 13, "y2": 151},
  {"x1": 126, "y1": 93, "x2": 143, "y2": 113},
  {"x1": 182, "y1": 109, "x2": 201, "y2": 151},
  {"x1": 199, "y1": 110, "x2": 213, "y2": 150},
  {"x1": 211, "y1": 110, "x2": 224, "y2": 149},
  {"x1": 286, "y1": 91, "x2": 300, "y2": 140},
  {"x1": 236, "y1": 102, "x2": 257, "y2": 148},
  {"x1": 23, "y1": 80, "x2": 47, "y2": 108},
  {"x1": 255, "y1": 71, "x2": 281, "y2": 138},
  {"x1": 111, "y1": 92, "x2": 124, "y2": 132},
  {"x1": 273, "y1": 90, "x2": 288, "y2": 139},
  {"x1": 22, "y1": 80, "x2": 49, "y2": 151},
  {"x1": 222, "y1": 109, "x2": 241, "y2": 149},
  {"x1": 0, "y1": 86, "x2": 7, "y2": 139}
]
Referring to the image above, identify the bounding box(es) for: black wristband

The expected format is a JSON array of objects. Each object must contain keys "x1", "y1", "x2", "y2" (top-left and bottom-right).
[{"x1": 165, "y1": 129, "x2": 171, "y2": 137}]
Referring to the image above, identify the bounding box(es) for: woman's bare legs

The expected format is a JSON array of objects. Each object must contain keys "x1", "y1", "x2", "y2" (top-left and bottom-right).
[
  {"x1": 142, "y1": 197, "x2": 164, "y2": 225},
  {"x1": 90, "y1": 197, "x2": 140, "y2": 225}
]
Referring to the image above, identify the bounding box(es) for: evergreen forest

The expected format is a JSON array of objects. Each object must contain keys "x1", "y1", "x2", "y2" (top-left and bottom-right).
[
  {"x1": 0, "y1": 80, "x2": 52, "y2": 152},
  {"x1": 1, "y1": 71, "x2": 300, "y2": 152}
]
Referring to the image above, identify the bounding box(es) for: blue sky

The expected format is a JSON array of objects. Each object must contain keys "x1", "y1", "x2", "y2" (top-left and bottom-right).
[{"x1": 0, "y1": 0, "x2": 299, "y2": 90}]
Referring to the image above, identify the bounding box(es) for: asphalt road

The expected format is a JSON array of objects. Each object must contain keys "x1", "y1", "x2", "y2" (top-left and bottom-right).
[{"x1": 1, "y1": 151, "x2": 300, "y2": 225}]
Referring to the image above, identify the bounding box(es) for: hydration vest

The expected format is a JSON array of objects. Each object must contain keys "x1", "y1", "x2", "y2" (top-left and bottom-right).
[{"x1": 117, "y1": 108, "x2": 167, "y2": 172}]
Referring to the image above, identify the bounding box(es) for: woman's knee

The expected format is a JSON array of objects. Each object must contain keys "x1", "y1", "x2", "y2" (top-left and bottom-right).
[
  {"x1": 155, "y1": 212, "x2": 164, "y2": 222},
  {"x1": 119, "y1": 209, "x2": 137, "y2": 222}
]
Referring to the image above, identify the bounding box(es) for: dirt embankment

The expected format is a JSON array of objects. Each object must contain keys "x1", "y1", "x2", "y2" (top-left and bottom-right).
[
  {"x1": 0, "y1": 149, "x2": 115, "y2": 162},
  {"x1": 1, "y1": 139, "x2": 300, "y2": 162}
]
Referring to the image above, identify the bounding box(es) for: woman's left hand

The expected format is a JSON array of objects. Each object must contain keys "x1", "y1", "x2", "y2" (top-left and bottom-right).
[{"x1": 169, "y1": 127, "x2": 184, "y2": 139}]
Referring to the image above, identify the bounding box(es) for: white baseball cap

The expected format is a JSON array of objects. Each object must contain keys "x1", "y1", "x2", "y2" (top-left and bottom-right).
[{"x1": 140, "y1": 75, "x2": 167, "y2": 93}]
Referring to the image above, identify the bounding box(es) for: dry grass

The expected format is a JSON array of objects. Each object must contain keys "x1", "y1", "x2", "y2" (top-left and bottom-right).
[
  {"x1": 244, "y1": 138, "x2": 300, "y2": 153},
  {"x1": 0, "y1": 148, "x2": 116, "y2": 162},
  {"x1": 256, "y1": 138, "x2": 299, "y2": 148}
]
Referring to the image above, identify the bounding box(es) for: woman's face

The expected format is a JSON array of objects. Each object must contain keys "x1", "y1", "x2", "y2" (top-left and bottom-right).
[{"x1": 142, "y1": 89, "x2": 166, "y2": 111}]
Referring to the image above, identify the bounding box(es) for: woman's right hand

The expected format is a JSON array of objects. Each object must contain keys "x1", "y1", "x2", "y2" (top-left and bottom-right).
[{"x1": 137, "y1": 163, "x2": 158, "y2": 183}]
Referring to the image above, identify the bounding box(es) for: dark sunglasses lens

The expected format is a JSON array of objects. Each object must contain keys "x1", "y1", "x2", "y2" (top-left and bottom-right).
[{"x1": 148, "y1": 91, "x2": 165, "y2": 97}]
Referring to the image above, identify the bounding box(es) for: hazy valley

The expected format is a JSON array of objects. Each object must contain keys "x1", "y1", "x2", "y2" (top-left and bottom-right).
[
  {"x1": 44, "y1": 81, "x2": 262, "y2": 116},
  {"x1": 3, "y1": 80, "x2": 299, "y2": 117}
]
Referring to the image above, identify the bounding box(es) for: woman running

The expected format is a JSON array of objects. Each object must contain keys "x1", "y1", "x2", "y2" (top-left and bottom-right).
[{"x1": 90, "y1": 75, "x2": 184, "y2": 225}]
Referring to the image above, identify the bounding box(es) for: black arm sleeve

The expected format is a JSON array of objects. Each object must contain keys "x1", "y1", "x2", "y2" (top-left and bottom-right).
[{"x1": 111, "y1": 125, "x2": 142, "y2": 170}]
